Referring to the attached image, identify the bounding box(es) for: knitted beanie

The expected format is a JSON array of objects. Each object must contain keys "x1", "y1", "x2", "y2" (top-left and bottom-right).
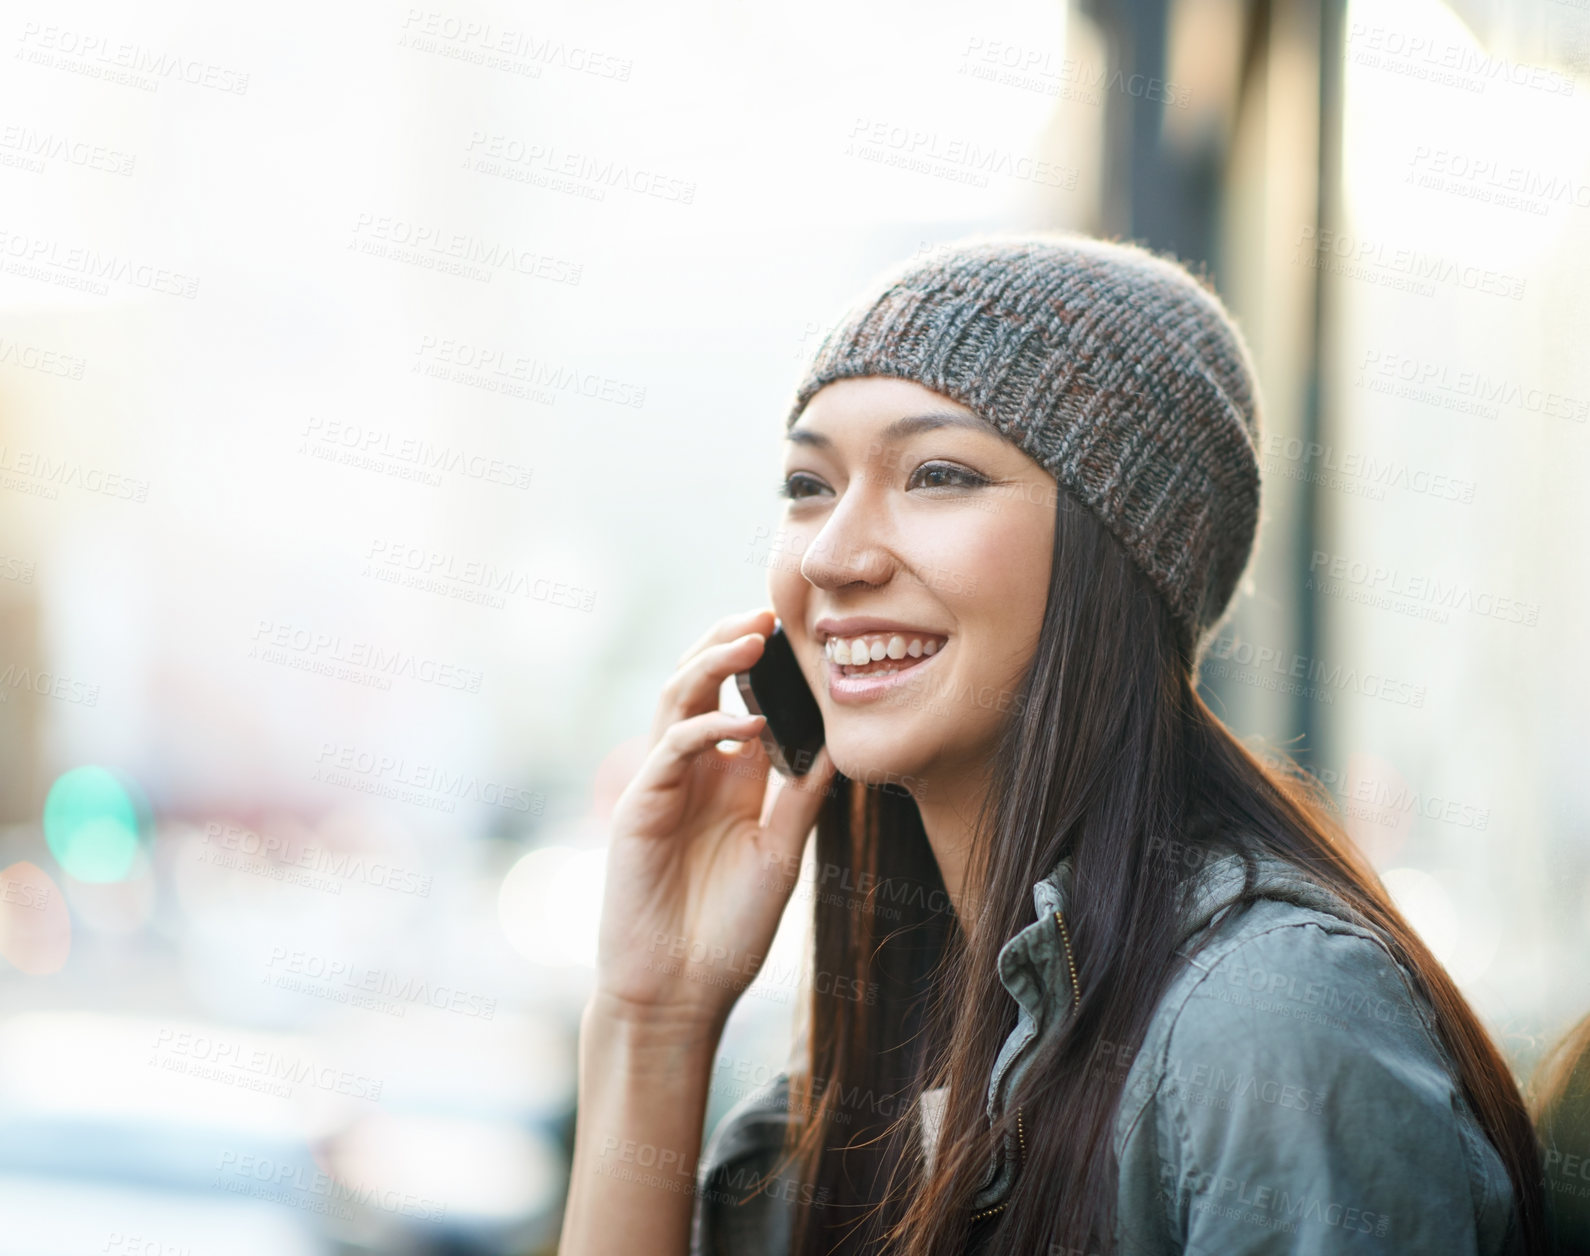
[{"x1": 785, "y1": 232, "x2": 1264, "y2": 668}]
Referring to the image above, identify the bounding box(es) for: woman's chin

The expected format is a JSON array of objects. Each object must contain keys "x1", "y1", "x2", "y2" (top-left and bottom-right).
[{"x1": 826, "y1": 741, "x2": 931, "y2": 795}]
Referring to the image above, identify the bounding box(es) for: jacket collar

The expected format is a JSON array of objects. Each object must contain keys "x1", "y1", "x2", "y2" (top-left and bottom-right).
[
  {"x1": 993, "y1": 844, "x2": 1372, "y2": 1039},
  {"x1": 964, "y1": 843, "x2": 1374, "y2": 1212}
]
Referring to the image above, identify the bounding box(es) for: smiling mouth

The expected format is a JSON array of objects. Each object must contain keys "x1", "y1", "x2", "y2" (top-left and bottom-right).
[{"x1": 823, "y1": 631, "x2": 949, "y2": 678}]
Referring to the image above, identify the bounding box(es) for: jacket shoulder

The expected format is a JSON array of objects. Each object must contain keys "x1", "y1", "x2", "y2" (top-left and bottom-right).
[
  {"x1": 691, "y1": 1070, "x2": 802, "y2": 1256},
  {"x1": 1114, "y1": 898, "x2": 1517, "y2": 1254}
]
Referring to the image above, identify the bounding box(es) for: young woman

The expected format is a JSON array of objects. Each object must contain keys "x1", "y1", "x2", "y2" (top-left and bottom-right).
[{"x1": 559, "y1": 235, "x2": 1546, "y2": 1255}]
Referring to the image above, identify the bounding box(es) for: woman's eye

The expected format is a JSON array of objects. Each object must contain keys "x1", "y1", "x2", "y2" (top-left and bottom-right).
[
  {"x1": 908, "y1": 461, "x2": 989, "y2": 491},
  {"x1": 777, "y1": 472, "x2": 828, "y2": 500}
]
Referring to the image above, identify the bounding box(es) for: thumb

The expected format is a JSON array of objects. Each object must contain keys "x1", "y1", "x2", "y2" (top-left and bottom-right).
[{"x1": 760, "y1": 745, "x2": 837, "y2": 871}]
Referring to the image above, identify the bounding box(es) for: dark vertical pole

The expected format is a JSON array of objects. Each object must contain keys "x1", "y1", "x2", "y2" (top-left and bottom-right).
[
  {"x1": 1296, "y1": 0, "x2": 1345, "y2": 768},
  {"x1": 1083, "y1": 0, "x2": 1222, "y2": 274},
  {"x1": 1083, "y1": 0, "x2": 1339, "y2": 760}
]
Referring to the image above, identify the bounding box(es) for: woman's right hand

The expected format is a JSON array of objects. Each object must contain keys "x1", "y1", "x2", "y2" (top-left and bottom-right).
[{"x1": 592, "y1": 607, "x2": 837, "y2": 1032}]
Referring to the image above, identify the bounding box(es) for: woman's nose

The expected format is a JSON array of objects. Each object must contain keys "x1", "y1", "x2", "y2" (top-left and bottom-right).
[{"x1": 798, "y1": 500, "x2": 895, "y2": 590}]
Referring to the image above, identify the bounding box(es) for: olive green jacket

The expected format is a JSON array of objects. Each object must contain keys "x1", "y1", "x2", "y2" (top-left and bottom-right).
[{"x1": 689, "y1": 849, "x2": 1521, "y2": 1254}]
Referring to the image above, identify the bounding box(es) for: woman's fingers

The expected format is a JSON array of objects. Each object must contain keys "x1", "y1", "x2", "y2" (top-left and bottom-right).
[
  {"x1": 672, "y1": 608, "x2": 775, "y2": 670},
  {"x1": 629, "y1": 708, "x2": 766, "y2": 807},
  {"x1": 649, "y1": 630, "x2": 769, "y2": 745}
]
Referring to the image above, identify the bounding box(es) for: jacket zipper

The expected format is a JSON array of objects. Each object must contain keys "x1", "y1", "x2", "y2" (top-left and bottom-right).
[{"x1": 968, "y1": 909, "x2": 1079, "y2": 1223}]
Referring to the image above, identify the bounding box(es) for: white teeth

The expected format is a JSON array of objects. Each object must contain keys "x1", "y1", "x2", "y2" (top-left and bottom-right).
[{"x1": 823, "y1": 631, "x2": 948, "y2": 667}]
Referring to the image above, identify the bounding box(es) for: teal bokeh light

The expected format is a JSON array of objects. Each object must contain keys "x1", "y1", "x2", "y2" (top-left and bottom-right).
[{"x1": 43, "y1": 766, "x2": 143, "y2": 882}]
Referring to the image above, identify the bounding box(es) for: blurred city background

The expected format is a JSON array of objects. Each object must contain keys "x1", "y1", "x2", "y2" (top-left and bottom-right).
[{"x1": 0, "y1": 0, "x2": 1586, "y2": 1251}]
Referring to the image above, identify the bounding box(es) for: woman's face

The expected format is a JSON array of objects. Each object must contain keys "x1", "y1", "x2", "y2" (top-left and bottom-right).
[{"x1": 767, "y1": 376, "x2": 1058, "y2": 796}]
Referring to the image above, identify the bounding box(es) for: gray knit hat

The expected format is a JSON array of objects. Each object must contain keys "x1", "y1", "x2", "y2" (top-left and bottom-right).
[{"x1": 785, "y1": 232, "x2": 1264, "y2": 668}]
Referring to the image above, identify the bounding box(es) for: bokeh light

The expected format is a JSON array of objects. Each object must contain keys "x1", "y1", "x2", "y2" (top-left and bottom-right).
[
  {"x1": 498, "y1": 847, "x2": 606, "y2": 968},
  {"x1": 42, "y1": 766, "x2": 144, "y2": 883},
  {"x1": 0, "y1": 861, "x2": 71, "y2": 975},
  {"x1": 1382, "y1": 865, "x2": 1501, "y2": 986}
]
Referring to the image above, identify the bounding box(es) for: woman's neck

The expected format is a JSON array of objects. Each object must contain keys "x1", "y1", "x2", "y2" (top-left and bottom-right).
[{"x1": 910, "y1": 761, "x2": 991, "y2": 932}]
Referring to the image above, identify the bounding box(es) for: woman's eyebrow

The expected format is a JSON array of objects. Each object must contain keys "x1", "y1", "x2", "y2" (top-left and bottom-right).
[{"x1": 786, "y1": 410, "x2": 993, "y2": 449}]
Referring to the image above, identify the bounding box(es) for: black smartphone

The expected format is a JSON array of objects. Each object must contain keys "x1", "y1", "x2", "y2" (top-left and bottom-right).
[{"x1": 734, "y1": 620, "x2": 825, "y2": 777}]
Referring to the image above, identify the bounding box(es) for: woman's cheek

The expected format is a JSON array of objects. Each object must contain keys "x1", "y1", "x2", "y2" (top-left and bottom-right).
[
  {"x1": 765, "y1": 537, "x2": 808, "y2": 610},
  {"x1": 964, "y1": 491, "x2": 1055, "y2": 606},
  {"x1": 924, "y1": 531, "x2": 1002, "y2": 603}
]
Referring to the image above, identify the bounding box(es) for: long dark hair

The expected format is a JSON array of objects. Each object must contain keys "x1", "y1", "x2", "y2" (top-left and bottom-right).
[
  {"x1": 762, "y1": 484, "x2": 1545, "y2": 1255},
  {"x1": 1529, "y1": 1012, "x2": 1590, "y2": 1252}
]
